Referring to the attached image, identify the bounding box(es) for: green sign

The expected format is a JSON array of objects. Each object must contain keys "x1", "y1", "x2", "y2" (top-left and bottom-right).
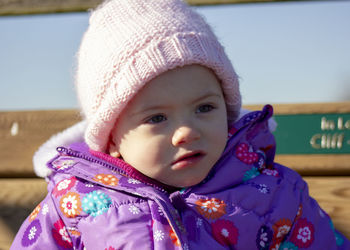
[{"x1": 273, "y1": 113, "x2": 350, "y2": 154}]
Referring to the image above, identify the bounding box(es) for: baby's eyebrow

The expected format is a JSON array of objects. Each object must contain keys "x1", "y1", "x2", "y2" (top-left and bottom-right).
[
  {"x1": 191, "y1": 92, "x2": 222, "y2": 104},
  {"x1": 131, "y1": 105, "x2": 170, "y2": 117},
  {"x1": 131, "y1": 92, "x2": 222, "y2": 117}
]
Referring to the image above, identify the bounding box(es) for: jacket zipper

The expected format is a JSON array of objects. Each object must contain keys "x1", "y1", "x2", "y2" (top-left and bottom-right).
[
  {"x1": 58, "y1": 146, "x2": 190, "y2": 248},
  {"x1": 56, "y1": 146, "x2": 168, "y2": 194}
]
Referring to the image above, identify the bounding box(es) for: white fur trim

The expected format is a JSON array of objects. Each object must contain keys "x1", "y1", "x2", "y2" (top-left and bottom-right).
[
  {"x1": 33, "y1": 120, "x2": 87, "y2": 178},
  {"x1": 268, "y1": 116, "x2": 278, "y2": 132}
]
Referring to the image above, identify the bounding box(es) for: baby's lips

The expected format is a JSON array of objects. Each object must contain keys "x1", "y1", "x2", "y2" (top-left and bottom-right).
[{"x1": 172, "y1": 150, "x2": 206, "y2": 165}]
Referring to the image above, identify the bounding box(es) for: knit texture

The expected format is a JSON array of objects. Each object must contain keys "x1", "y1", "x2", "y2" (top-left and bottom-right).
[{"x1": 75, "y1": 0, "x2": 241, "y2": 152}]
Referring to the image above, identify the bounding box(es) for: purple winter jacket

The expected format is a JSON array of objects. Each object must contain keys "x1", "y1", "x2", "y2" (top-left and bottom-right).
[{"x1": 11, "y1": 105, "x2": 349, "y2": 249}]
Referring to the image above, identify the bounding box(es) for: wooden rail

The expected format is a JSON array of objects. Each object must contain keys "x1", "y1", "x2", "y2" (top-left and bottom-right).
[
  {"x1": 0, "y1": 0, "x2": 329, "y2": 16},
  {"x1": 0, "y1": 110, "x2": 81, "y2": 177}
]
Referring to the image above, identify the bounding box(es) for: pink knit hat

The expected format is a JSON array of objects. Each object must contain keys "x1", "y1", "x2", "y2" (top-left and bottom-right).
[{"x1": 75, "y1": 0, "x2": 241, "y2": 152}]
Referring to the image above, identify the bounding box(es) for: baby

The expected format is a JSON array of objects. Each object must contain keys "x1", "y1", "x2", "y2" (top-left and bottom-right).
[{"x1": 11, "y1": 0, "x2": 349, "y2": 249}]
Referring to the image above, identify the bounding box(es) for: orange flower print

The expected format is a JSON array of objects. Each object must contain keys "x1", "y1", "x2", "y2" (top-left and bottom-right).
[
  {"x1": 60, "y1": 192, "x2": 82, "y2": 218},
  {"x1": 270, "y1": 241, "x2": 281, "y2": 250},
  {"x1": 28, "y1": 204, "x2": 41, "y2": 222},
  {"x1": 195, "y1": 198, "x2": 226, "y2": 220},
  {"x1": 272, "y1": 218, "x2": 292, "y2": 242},
  {"x1": 93, "y1": 174, "x2": 119, "y2": 186},
  {"x1": 68, "y1": 228, "x2": 81, "y2": 237},
  {"x1": 169, "y1": 228, "x2": 180, "y2": 246}
]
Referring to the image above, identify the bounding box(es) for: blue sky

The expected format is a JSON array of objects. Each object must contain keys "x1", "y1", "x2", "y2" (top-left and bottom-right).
[{"x1": 0, "y1": 1, "x2": 349, "y2": 111}]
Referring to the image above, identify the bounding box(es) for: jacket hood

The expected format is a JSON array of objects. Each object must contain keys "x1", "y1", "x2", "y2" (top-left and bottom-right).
[{"x1": 33, "y1": 108, "x2": 276, "y2": 178}]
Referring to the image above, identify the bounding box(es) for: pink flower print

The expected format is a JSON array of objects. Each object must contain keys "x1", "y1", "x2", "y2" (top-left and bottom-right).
[
  {"x1": 262, "y1": 168, "x2": 279, "y2": 177},
  {"x1": 195, "y1": 198, "x2": 226, "y2": 220},
  {"x1": 59, "y1": 192, "x2": 82, "y2": 218},
  {"x1": 21, "y1": 219, "x2": 42, "y2": 247},
  {"x1": 228, "y1": 127, "x2": 238, "y2": 138},
  {"x1": 105, "y1": 247, "x2": 117, "y2": 250},
  {"x1": 53, "y1": 177, "x2": 77, "y2": 197},
  {"x1": 52, "y1": 219, "x2": 73, "y2": 248},
  {"x1": 290, "y1": 218, "x2": 315, "y2": 248},
  {"x1": 272, "y1": 218, "x2": 292, "y2": 242},
  {"x1": 211, "y1": 220, "x2": 239, "y2": 246},
  {"x1": 236, "y1": 143, "x2": 259, "y2": 165}
]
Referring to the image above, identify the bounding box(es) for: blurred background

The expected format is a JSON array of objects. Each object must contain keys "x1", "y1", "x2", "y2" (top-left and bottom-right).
[{"x1": 0, "y1": 0, "x2": 349, "y2": 111}]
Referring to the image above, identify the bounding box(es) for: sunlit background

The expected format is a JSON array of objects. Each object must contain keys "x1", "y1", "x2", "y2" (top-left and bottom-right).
[{"x1": 1, "y1": 1, "x2": 349, "y2": 110}]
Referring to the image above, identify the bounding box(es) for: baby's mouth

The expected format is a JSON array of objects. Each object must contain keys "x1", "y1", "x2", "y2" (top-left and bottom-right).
[{"x1": 171, "y1": 151, "x2": 206, "y2": 169}]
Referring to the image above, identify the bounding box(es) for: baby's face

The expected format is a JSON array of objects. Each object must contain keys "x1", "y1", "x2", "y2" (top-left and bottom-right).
[{"x1": 110, "y1": 65, "x2": 228, "y2": 187}]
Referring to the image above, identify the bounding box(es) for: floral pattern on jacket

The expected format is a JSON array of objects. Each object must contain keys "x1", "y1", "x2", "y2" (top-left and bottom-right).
[{"x1": 11, "y1": 105, "x2": 349, "y2": 249}]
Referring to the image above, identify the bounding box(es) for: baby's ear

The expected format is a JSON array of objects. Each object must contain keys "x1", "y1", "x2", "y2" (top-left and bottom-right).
[
  {"x1": 110, "y1": 150, "x2": 121, "y2": 158},
  {"x1": 108, "y1": 139, "x2": 121, "y2": 158}
]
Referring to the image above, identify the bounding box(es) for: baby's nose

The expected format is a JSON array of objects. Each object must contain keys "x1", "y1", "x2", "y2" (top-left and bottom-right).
[{"x1": 172, "y1": 126, "x2": 200, "y2": 146}]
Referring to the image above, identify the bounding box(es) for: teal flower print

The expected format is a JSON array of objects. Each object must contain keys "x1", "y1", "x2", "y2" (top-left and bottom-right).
[
  {"x1": 243, "y1": 167, "x2": 260, "y2": 182},
  {"x1": 279, "y1": 242, "x2": 298, "y2": 250},
  {"x1": 82, "y1": 190, "x2": 111, "y2": 217}
]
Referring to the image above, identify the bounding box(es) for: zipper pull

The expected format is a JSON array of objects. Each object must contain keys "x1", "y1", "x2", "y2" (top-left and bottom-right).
[
  {"x1": 56, "y1": 146, "x2": 76, "y2": 156},
  {"x1": 57, "y1": 147, "x2": 66, "y2": 152}
]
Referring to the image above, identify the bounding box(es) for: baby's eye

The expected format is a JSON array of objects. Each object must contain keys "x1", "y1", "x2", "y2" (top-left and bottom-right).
[
  {"x1": 146, "y1": 114, "x2": 167, "y2": 124},
  {"x1": 196, "y1": 104, "x2": 215, "y2": 113}
]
